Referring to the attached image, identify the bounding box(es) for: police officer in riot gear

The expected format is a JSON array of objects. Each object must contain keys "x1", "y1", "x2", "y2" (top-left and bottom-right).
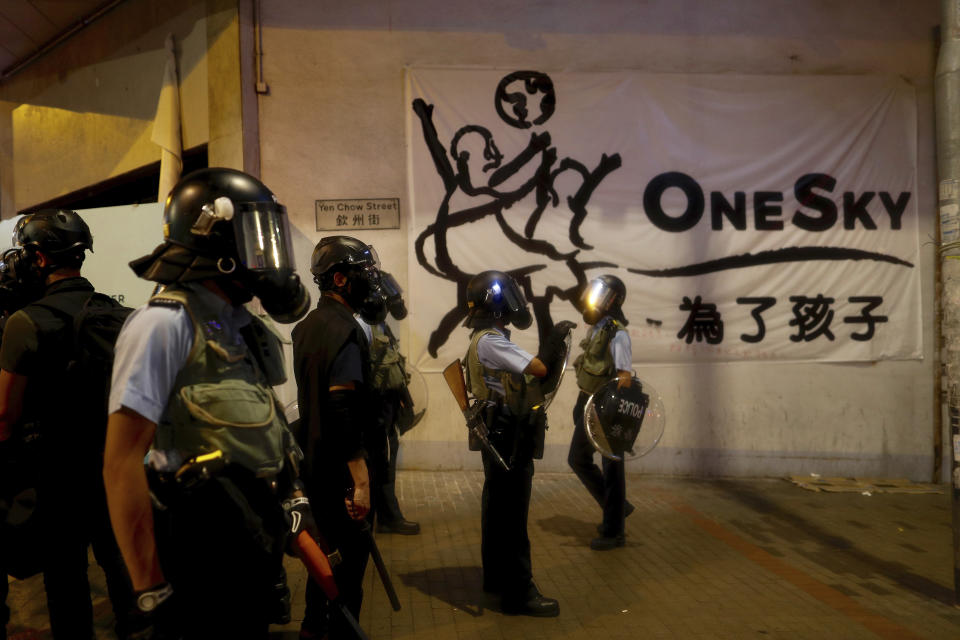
[
  {"x1": 0, "y1": 244, "x2": 45, "y2": 640},
  {"x1": 103, "y1": 168, "x2": 313, "y2": 638},
  {"x1": 0, "y1": 210, "x2": 138, "y2": 639},
  {"x1": 568, "y1": 274, "x2": 635, "y2": 550},
  {"x1": 364, "y1": 270, "x2": 420, "y2": 535},
  {"x1": 463, "y1": 270, "x2": 573, "y2": 617},
  {"x1": 292, "y1": 235, "x2": 385, "y2": 638}
]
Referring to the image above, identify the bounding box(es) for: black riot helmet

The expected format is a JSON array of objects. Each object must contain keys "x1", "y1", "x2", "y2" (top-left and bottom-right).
[
  {"x1": 161, "y1": 168, "x2": 292, "y2": 270},
  {"x1": 581, "y1": 274, "x2": 627, "y2": 325},
  {"x1": 131, "y1": 167, "x2": 309, "y2": 323},
  {"x1": 310, "y1": 236, "x2": 386, "y2": 323},
  {"x1": 14, "y1": 209, "x2": 92, "y2": 269},
  {"x1": 464, "y1": 270, "x2": 532, "y2": 330}
]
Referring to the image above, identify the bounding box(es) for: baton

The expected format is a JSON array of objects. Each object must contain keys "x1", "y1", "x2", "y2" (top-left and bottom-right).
[
  {"x1": 292, "y1": 531, "x2": 369, "y2": 640},
  {"x1": 361, "y1": 521, "x2": 402, "y2": 611}
]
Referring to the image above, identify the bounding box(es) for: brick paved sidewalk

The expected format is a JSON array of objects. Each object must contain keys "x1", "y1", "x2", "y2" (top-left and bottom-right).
[{"x1": 7, "y1": 471, "x2": 960, "y2": 639}]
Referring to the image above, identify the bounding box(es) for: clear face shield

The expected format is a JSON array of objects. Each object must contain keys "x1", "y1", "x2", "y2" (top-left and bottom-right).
[
  {"x1": 235, "y1": 202, "x2": 296, "y2": 273},
  {"x1": 357, "y1": 244, "x2": 380, "y2": 271},
  {"x1": 492, "y1": 276, "x2": 532, "y2": 329},
  {"x1": 234, "y1": 202, "x2": 310, "y2": 323},
  {"x1": 581, "y1": 278, "x2": 618, "y2": 324}
]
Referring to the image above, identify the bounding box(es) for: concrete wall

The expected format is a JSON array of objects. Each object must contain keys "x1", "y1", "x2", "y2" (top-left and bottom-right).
[
  {"x1": 0, "y1": 0, "x2": 254, "y2": 215},
  {"x1": 257, "y1": 0, "x2": 942, "y2": 478},
  {"x1": 0, "y1": 0, "x2": 940, "y2": 479}
]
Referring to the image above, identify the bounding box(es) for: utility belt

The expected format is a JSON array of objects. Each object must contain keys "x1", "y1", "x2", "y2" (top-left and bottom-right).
[
  {"x1": 146, "y1": 453, "x2": 275, "y2": 504},
  {"x1": 468, "y1": 400, "x2": 547, "y2": 464},
  {"x1": 146, "y1": 452, "x2": 284, "y2": 556},
  {"x1": 146, "y1": 451, "x2": 344, "y2": 567}
]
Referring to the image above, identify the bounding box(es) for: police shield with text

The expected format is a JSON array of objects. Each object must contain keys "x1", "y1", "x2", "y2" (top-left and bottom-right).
[
  {"x1": 103, "y1": 167, "x2": 317, "y2": 639},
  {"x1": 461, "y1": 270, "x2": 574, "y2": 617},
  {"x1": 584, "y1": 377, "x2": 649, "y2": 459},
  {"x1": 584, "y1": 375, "x2": 667, "y2": 462}
]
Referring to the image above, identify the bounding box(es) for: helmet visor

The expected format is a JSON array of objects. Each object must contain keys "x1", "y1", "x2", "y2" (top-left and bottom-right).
[
  {"x1": 493, "y1": 275, "x2": 527, "y2": 314},
  {"x1": 356, "y1": 244, "x2": 380, "y2": 269},
  {"x1": 235, "y1": 202, "x2": 295, "y2": 272},
  {"x1": 582, "y1": 278, "x2": 618, "y2": 313}
]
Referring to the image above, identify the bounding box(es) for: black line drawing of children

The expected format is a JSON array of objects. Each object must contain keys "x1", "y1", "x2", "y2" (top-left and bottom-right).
[{"x1": 412, "y1": 70, "x2": 622, "y2": 357}]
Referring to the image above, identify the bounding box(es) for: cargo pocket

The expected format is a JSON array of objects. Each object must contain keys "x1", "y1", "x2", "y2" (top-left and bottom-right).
[
  {"x1": 179, "y1": 381, "x2": 276, "y2": 428},
  {"x1": 372, "y1": 333, "x2": 406, "y2": 389}
]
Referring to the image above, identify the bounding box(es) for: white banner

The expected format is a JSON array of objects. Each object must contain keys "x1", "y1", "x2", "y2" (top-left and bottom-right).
[
  {"x1": 406, "y1": 69, "x2": 921, "y2": 369},
  {"x1": 0, "y1": 204, "x2": 161, "y2": 309}
]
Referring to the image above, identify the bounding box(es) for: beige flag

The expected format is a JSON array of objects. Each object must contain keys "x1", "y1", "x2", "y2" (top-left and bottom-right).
[{"x1": 151, "y1": 33, "x2": 182, "y2": 202}]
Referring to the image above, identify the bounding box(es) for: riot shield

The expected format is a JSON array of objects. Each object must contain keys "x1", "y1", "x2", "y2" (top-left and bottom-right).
[
  {"x1": 539, "y1": 331, "x2": 572, "y2": 410},
  {"x1": 584, "y1": 375, "x2": 665, "y2": 461}
]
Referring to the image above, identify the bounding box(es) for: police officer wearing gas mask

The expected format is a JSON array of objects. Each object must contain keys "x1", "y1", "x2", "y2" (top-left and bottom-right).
[
  {"x1": 103, "y1": 168, "x2": 313, "y2": 638},
  {"x1": 363, "y1": 270, "x2": 420, "y2": 535},
  {"x1": 463, "y1": 270, "x2": 574, "y2": 617},
  {"x1": 0, "y1": 210, "x2": 138, "y2": 639},
  {"x1": 0, "y1": 244, "x2": 38, "y2": 640},
  {"x1": 292, "y1": 236, "x2": 385, "y2": 639},
  {"x1": 568, "y1": 274, "x2": 635, "y2": 550}
]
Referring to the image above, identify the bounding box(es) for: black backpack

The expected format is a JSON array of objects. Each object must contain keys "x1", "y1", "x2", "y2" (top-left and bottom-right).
[{"x1": 34, "y1": 291, "x2": 133, "y2": 452}]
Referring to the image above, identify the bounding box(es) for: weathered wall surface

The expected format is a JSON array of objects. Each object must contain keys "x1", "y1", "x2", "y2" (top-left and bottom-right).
[
  {"x1": 0, "y1": 0, "x2": 940, "y2": 479},
  {"x1": 0, "y1": 0, "x2": 248, "y2": 214},
  {"x1": 258, "y1": 0, "x2": 941, "y2": 478}
]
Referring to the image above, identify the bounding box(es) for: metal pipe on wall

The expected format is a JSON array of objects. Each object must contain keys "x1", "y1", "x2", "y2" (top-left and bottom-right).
[{"x1": 935, "y1": 0, "x2": 960, "y2": 606}]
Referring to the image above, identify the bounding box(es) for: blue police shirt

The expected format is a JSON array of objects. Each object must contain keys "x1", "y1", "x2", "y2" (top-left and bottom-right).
[{"x1": 476, "y1": 327, "x2": 534, "y2": 399}]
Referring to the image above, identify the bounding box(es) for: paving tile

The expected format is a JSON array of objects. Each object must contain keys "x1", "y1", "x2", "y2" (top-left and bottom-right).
[{"x1": 6, "y1": 472, "x2": 960, "y2": 639}]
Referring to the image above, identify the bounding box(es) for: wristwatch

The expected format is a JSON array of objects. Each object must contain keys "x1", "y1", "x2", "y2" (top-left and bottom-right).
[{"x1": 136, "y1": 582, "x2": 174, "y2": 613}]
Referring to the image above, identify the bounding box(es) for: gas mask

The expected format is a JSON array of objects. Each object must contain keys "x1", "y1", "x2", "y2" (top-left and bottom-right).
[
  {"x1": 0, "y1": 248, "x2": 45, "y2": 308},
  {"x1": 248, "y1": 269, "x2": 310, "y2": 324},
  {"x1": 346, "y1": 265, "x2": 387, "y2": 324},
  {"x1": 378, "y1": 272, "x2": 407, "y2": 320}
]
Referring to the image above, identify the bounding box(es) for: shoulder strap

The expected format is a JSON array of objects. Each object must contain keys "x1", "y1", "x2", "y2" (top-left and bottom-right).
[
  {"x1": 597, "y1": 317, "x2": 622, "y2": 345},
  {"x1": 149, "y1": 288, "x2": 203, "y2": 362},
  {"x1": 30, "y1": 291, "x2": 96, "y2": 359},
  {"x1": 465, "y1": 328, "x2": 498, "y2": 394}
]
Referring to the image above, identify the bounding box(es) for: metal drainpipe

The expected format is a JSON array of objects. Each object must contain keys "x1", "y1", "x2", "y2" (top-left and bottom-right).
[{"x1": 935, "y1": 0, "x2": 960, "y2": 606}]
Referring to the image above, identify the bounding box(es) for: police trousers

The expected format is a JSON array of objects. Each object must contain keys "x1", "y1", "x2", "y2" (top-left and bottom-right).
[
  {"x1": 41, "y1": 472, "x2": 135, "y2": 640},
  {"x1": 152, "y1": 470, "x2": 287, "y2": 639},
  {"x1": 480, "y1": 445, "x2": 535, "y2": 604},
  {"x1": 568, "y1": 391, "x2": 626, "y2": 536},
  {"x1": 370, "y1": 390, "x2": 405, "y2": 524},
  {"x1": 302, "y1": 477, "x2": 372, "y2": 637}
]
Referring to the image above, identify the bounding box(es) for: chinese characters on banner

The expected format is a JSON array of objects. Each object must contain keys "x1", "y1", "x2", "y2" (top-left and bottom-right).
[{"x1": 405, "y1": 69, "x2": 921, "y2": 368}]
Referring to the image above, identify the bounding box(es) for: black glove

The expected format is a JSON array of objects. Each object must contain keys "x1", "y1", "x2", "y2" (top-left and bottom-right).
[
  {"x1": 537, "y1": 320, "x2": 577, "y2": 393},
  {"x1": 538, "y1": 321, "x2": 577, "y2": 370},
  {"x1": 282, "y1": 490, "x2": 320, "y2": 555},
  {"x1": 128, "y1": 583, "x2": 181, "y2": 640}
]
